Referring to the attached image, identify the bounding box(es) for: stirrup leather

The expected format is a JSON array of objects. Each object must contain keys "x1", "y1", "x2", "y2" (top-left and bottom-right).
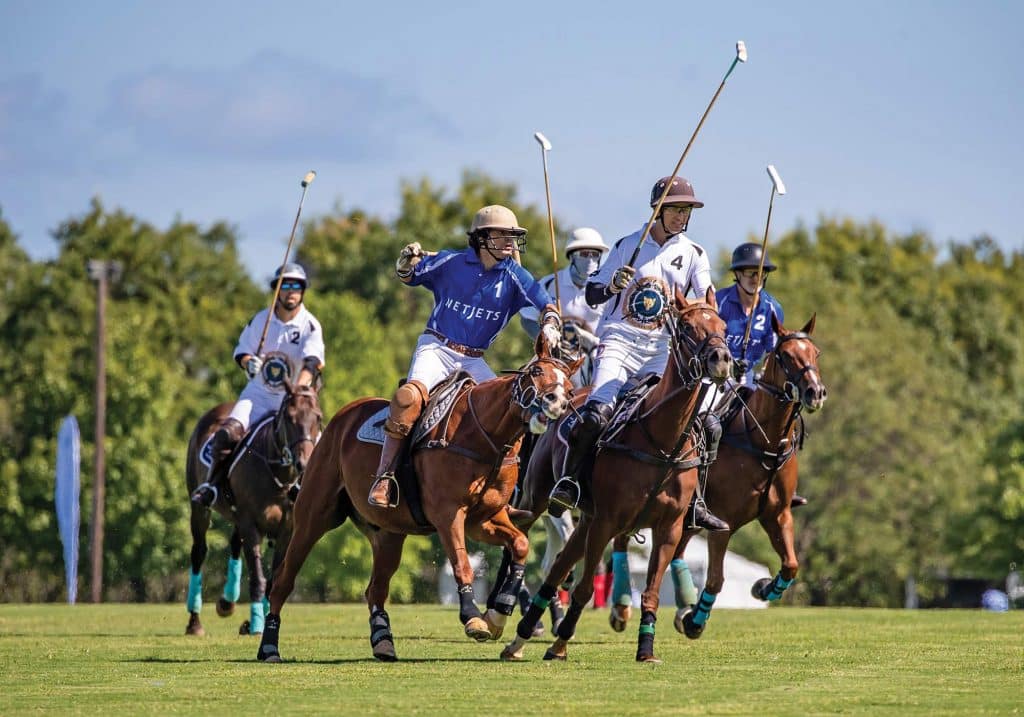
[{"x1": 191, "y1": 482, "x2": 219, "y2": 507}]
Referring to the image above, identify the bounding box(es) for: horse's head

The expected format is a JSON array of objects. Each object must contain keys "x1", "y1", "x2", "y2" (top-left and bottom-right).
[
  {"x1": 508, "y1": 333, "x2": 580, "y2": 434},
  {"x1": 762, "y1": 313, "x2": 827, "y2": 412},
  {"x1": 668, "y1": 286, "x2": 732, "y2": 385},
  {"x1": 274, "y1": 381, "x2": 324, "y2": 475}
]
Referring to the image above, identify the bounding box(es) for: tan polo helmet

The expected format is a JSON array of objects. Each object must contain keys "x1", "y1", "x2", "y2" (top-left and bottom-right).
[{"x1": 467, "y1": 205, "x2": 527, "y2": 237}]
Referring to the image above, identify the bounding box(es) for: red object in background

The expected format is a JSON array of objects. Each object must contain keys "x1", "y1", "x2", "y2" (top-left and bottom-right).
[
  {"x1": 558, "y1": 589, "x2": 570, "y2": 606},
  {"x1": 592, "y1": 573, "x2": 608, "y2": 608}
]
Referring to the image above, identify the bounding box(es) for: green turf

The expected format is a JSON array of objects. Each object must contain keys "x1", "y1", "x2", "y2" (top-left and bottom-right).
[{"x1": 0, "y1": 604, "x2": 1020, "y2": 715}]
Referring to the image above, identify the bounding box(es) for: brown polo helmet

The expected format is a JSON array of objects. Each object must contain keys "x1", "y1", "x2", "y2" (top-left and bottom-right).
[{"x1": 649, "y1": 176, "x2": 704, "y2": 208}]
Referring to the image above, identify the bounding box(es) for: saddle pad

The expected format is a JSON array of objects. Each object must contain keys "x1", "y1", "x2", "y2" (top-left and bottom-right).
[
  {"x1": 227, "y1": 414, "x2": 275, "y2": 475},
  {"x1": 600, "y1": 373, "x2": 660, "y2": 445},
  {"x1": 198, "y1": 413, "x2": 274, "y2": 467},
  {"x1": 355, "y1": 406, "x2": 390, "y2": 446}
]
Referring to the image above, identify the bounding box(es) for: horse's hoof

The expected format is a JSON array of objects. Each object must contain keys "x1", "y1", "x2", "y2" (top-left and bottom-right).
[
  {"x1": 185, "y1": 613, "x2": 205, "y2": 637},
  {"x1": 238, "y1": 620, "x2": 250, "y2": 635},
  {"x1": 499, "y1": 645, "x2": 524, "y2": 661},
  {"x1": 531, "y1": 620, "x2": 545, "y2": 638},
  {"x1": 483, "y1": 609, "x2": 507, "y2": 641},
  {"x1": 751, "y1": 577, "x2": 772, "y2": 602},
  {"x1": 257, "y1": 644, "x2": 281, "y2": 663},
  {"x1": 542, "y1": 648, "x2": 567, "y2": 661},
  {"x1": 636, "y1": 654, "x2": 662, "y2": 664},
  {"x1": 464, "y1": 617, "x2": 491, "y2": 642},
  {"x1": 372, "y1": 639, "x2": 398, "y2": 662},
  {"x1": 680, "y1": 608, "x2": 705, "y2": 640},
  {"x1": 673, "y1": 607, "x2": 692, "y2": 635},
  {"x1": 543, "y1": 638, "x2": 569, "y2": 661},
  {"x1": 216, "y1": 597, "x2": 235, "y2": 617},
  {"x1": 609, "y1": 604, "x2": 630, "y2": 633}
]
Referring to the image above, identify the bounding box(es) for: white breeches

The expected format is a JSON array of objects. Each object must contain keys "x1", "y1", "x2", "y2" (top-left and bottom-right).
[
  {"x1": 227, "y1": 382, "x2": 285, "y2": 431},
  {"x1": 541, "y1": 512, "x2": 575, "y2": 577},
  {"x1": 407, "y1": 334, "x2": 496, "y2": 391},
  {"x1": 588, "y1": 328, "x2": 669, "y2": 406}
]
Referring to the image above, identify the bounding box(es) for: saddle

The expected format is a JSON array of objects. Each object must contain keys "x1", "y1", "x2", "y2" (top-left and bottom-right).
[{"x1": 357, "y1": 372, "x2": 478, "y2": 528}]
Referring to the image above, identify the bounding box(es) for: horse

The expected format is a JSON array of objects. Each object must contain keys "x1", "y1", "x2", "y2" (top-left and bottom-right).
[
  {"x1": 256, "y1": 334, "x2": 578, "y2": 662},
  {"x1": 671, "y1": 313, "x2": 826, "y2": 637},
  {"x1": 501, "y1": 288, "x2": 732, "y2": 663},
  {"x1": 184, "y1": 382, "x2": 322, "y2": 637},
  {"x1": 604, "y1": 313, "x2": 827, "y2": 634}
]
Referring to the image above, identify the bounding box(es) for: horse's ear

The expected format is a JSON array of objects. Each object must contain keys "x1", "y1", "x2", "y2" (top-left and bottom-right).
[
  {"x1": 705, "y1": 286, "x2": 717, "y2": 311},
  {"x1": 771, "y1": 311, "x2": 784, "y2": 335},
  {"x1": 801, "y1": 313, "x2": 816, "y2": 336},
  {"x1": 534, "y1": 330, "x2": 551, "y2": 359},
  {"x1": 568, "y1": 354, "x2": 586, "y2": 377},
  {"x1": 674, "y1": 285, "x2": 689, "y2": 310}
]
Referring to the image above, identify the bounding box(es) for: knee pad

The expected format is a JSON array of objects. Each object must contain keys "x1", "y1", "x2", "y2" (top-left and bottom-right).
[
  {"x1": 385, "y1": 380, "x2": 428, "y2": 438},
  {"x1": 702, "y1": 412, "x2": 722, "y2": 443}
]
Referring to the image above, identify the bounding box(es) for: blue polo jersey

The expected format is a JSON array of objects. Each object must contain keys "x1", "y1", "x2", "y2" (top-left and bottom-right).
[
  {"x1": 716, "y1": 283, "x2": 785, "y2": 365},
  {"x1": 409, "y1": 248, "x2": 553, "y2": 350}
]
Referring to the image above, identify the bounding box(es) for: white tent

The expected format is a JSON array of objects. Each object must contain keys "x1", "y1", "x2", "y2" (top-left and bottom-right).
[{"x1": 624, "y1": 530, "x2": 771, "y2": 609}]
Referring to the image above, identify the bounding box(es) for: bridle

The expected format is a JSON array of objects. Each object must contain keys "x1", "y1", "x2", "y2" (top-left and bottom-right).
[
  {"x1": 756, "y1": 332, "x2": 820, "y2": 405},
  {"x1": 258, "y1": 388, "x2": 322, "y2": 486},
  {"x1": 508, "y1": 356, "x2": 575, "y2": 422},
  {"x1": 664, "y1": 302, "x2": 729, "y2": 389}
]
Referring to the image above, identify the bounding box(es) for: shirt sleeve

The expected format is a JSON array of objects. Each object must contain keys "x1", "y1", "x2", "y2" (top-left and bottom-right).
[
  {"x1": 301, "y1": 315, "x2": 326, "y2": 366},
  {"x1": 688, "y1": 246, "x2": 714, "y2": 299},
  {"x1": 233, "y1": 311, "x2": 264, "y2": 359},
  {"x1": 520, "y1": 274, "x2": 555, "y2": 321},
  {"x1": 407, "y1": 249, "x2": 455, "y2": 289},
  {"x1": 509, "y1": 262, "x2": 553, "y2": 313}
]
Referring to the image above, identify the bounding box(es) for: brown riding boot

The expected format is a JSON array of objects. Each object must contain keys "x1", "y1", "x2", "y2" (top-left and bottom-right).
[{"x1": 368, "y1": 380, "x2": 427, "y2": 509}]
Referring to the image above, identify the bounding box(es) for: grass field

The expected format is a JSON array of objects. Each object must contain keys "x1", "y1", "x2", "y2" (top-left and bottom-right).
[{"x1": 0, "y1": 604, "x2": 1020, "y2": 716}]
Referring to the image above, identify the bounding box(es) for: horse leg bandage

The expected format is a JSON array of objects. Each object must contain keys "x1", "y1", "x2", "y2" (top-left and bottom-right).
[
  {"x1": 555, "y1": 598, "x2": 586, "y2": 640},
  {"x1": 457, "y1": 583, "x2": 482, "y2": 625},
  {"x1": 690, "y1": 589, "x2": 717, "y2": 626},
  {"x1": 612, "y1": 551, "x2": 633, "y2": 606},
  {"x1": 223, "y1": 557, "x2": 242, "y2": 603},
  {"x1": 187, "y1": 571, "x2": 203, "y2": 613},
  {"x1": 671, "y1": 559, "x2": 698, "y2": 609},
  {"x1": 517, "y1": 583, "x2": 555, "y2": 639},
  {"x1": 760, "y1": 572, "x2": 794, "y2": 601},
  {"x1": 249, "y1": 601, "x2": 265, "y2": 634},
  {"x1": 369, "y1": 608, "x2": 394, "y2": 648},
  {"x1": 493, "y1": 563, "x2": 526, "y2": 616}
]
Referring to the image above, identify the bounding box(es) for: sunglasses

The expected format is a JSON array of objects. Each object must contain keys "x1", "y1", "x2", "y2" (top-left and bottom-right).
[
  {"x1": 737, "y1": 269, "x2": 761, "y2": 279},
  {"x1": 279, "y1": 281, "x2": 305, "y2": 291}
]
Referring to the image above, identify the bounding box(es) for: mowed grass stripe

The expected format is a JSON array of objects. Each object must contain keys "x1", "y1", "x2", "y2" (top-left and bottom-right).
[{"x1": 0, "y1": 604, "x2": 1020, "y2": 715}]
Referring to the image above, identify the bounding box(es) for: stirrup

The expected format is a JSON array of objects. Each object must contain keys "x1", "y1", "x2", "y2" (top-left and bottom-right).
[
  {"x1": 548, "y1": 477, "x2": 580, "y2": 517},
  {"x1": 368, "y1": 475, "x2": 400, "y2": 508},
  {"x1": 191, "y1": 482, "x2": 218, "y2": 508}
]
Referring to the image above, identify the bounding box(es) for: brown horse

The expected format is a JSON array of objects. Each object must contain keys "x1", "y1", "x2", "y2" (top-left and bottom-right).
[
  {"x1": 184, "y1": 382, "x2": 322, "y2": 637},
  {"x1": 256, "y1": 335, "x2": 578, "y2": 662},
  {"x1": 501, "y1": 288, "x2": 732, "y2": 663},
  {"x1": 672, "y1": 313, "x2": 826, "y2": 638}
]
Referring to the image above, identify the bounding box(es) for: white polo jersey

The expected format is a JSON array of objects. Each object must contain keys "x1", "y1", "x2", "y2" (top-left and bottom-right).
[
  {"x1": 592, "y1": 226, "x2": 714, "y2": 340},
  {"x1": 521, "y1": 268, "x2": 605, "y2": 334},
  {"x1": 233, "y1": 305, "x2": 325, "y2": 393}
]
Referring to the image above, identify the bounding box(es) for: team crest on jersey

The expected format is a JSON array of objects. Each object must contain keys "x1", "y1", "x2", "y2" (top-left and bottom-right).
[
  {"x1": 624, "y1": 277, "x2": 669, "y2": 329},
  {"x1": 261, "y1": 352, "x2": 293, "y2": 389}
]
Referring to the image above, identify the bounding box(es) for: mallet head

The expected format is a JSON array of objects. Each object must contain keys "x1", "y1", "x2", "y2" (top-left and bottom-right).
[
  {"x1": 736, "y1": 41, "x2": 748, "y2": 63},
  {"x1": 534, "y1": 132, "x2": 552, "y2": 151},
  {"x1": 301, "y1": 171, "x2": 317, "y2": 188},
  {"x1": 766, "y1": 165, "x2": 786, "y2": 195}
]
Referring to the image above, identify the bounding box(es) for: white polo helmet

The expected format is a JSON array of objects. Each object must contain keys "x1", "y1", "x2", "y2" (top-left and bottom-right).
[{"x1": 564, "y1": 227, "x2": 608, "y2": 258}]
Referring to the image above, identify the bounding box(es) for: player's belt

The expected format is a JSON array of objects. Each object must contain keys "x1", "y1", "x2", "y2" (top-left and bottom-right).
[{"x1": 424, "y1": 329, "x2": 485, "y2": 358}]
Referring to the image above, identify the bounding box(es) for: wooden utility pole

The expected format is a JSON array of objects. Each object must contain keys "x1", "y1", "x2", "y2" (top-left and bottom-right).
[{"x1": 86, "y1": 260, "x2": 120, "y2": 603}]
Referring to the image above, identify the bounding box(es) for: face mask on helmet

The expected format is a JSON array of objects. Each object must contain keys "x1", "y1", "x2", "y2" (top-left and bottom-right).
[{"x1": 569, "y1": 250, "x2": 601, "y2": 286}]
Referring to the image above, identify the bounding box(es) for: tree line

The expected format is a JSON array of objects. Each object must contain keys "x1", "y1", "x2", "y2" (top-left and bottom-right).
[{"x1": 1, "y1": 170, "x2": 1021, "y2": 606}]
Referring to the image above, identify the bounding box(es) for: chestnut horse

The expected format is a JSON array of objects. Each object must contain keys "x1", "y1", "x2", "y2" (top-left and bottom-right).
[
  {"x1": 184, "y1": 383, "x2": 322, "y2": 637},
  {"x1": 674, "y1": 313, "x2": 826, "y2": 638},
  {"x1": 257, "y1": 335, "x2": 577, "y2": 662},
  {"x1": 501, "y1": 288, "x2": 731, "y2": 663}
]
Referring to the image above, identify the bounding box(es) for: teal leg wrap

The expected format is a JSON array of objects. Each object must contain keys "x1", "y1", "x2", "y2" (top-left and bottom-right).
[
  {"x1": 223, "y1": 557, "x2": 242, "y2": 603},
  {"x1": 612, "y1": 552, "x2": 633, "y2": 606},
  {"x1": 249, "y1": 601, "x2": 266, "y2": 634},
  {"x1": 187, "y1": 571, "x2": 203, "y2": 614},
  {"x1": 530, "y1": 593, "x2": 552, "y2": 610},
  {"x1": 670, "y1": 559, "x2": 698, "y2": 609},
  {"x1": 690, "y1": 589, "x2": 717, "y2": 627},
  {"x1": 262, "y1": 595, "x2": 271, "y2": 616},
  {"x1": 763, "y1": 573, "x2": 794, "y2": 601}
]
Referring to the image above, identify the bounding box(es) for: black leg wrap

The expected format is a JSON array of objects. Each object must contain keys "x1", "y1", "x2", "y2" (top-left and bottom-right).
[
  {"x1": 555, "y1": 599, "x2": 586, "y2": 641},
  {"x1": 636, "y1": 609, "x2": 656, "y2": 661},
  {"x1": 493, "y1": 563, "x2": 526, "y2": 617},
  {"x1": 257, "y1": 612, "x2": 281, "y2": 662},
  {"x1": 369, "y1": 608, "x2": 393, "y2": 648},
  {"x1": 517, "y1": 585, "x2": 531, "y2": 615},
  {"x1": 517, "y1": 583, "x2": 556, "y2": 639},
  {"x1": 457, "y1": 584, "x2": 482, "y2": 625},
  {"x1": 486, "y1": 549, "x2": 512, "y2": 611}
]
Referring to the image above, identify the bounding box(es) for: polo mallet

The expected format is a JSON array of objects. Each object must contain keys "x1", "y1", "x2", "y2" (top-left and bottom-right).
[
  {"x1": 534, "y1": 131, "x2": 561, "y2": 314},
  {"x1": 626, "y1": 40, "x2": 747, "y2": 268},
  {"x1": 256, "y1": 170, "x2": 317, "y2": 357},
  {"x1": 740, "y1": 164, "x2": 786, "y2": 358}
]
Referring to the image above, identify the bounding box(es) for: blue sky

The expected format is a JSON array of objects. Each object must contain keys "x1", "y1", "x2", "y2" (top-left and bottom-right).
[{"x1": 2, "y1": 1, "x2": 1021, "y2": 277}]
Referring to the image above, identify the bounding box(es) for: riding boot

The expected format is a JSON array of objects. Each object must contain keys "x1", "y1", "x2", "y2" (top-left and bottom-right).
[
  {"x1": 685, "y1": 410, "x2": 729, "y2": 531},
  {"x1": 549, "y1": 402, "x2": 611, "y2": 517},
  {"x1": 368, "y1": 380, "x2": 427, "y2": 509},
  {"x1": 191, "y1": 418, "x2": 245, "y2": 507},
  {"x1": 790, "y1": 493, "x2": 808, "y2": 508}
]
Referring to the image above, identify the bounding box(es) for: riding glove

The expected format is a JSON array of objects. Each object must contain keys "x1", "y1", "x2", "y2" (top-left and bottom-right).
[{"x1": 245, "y1": 356, "x2": 264, "y2": 379}]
